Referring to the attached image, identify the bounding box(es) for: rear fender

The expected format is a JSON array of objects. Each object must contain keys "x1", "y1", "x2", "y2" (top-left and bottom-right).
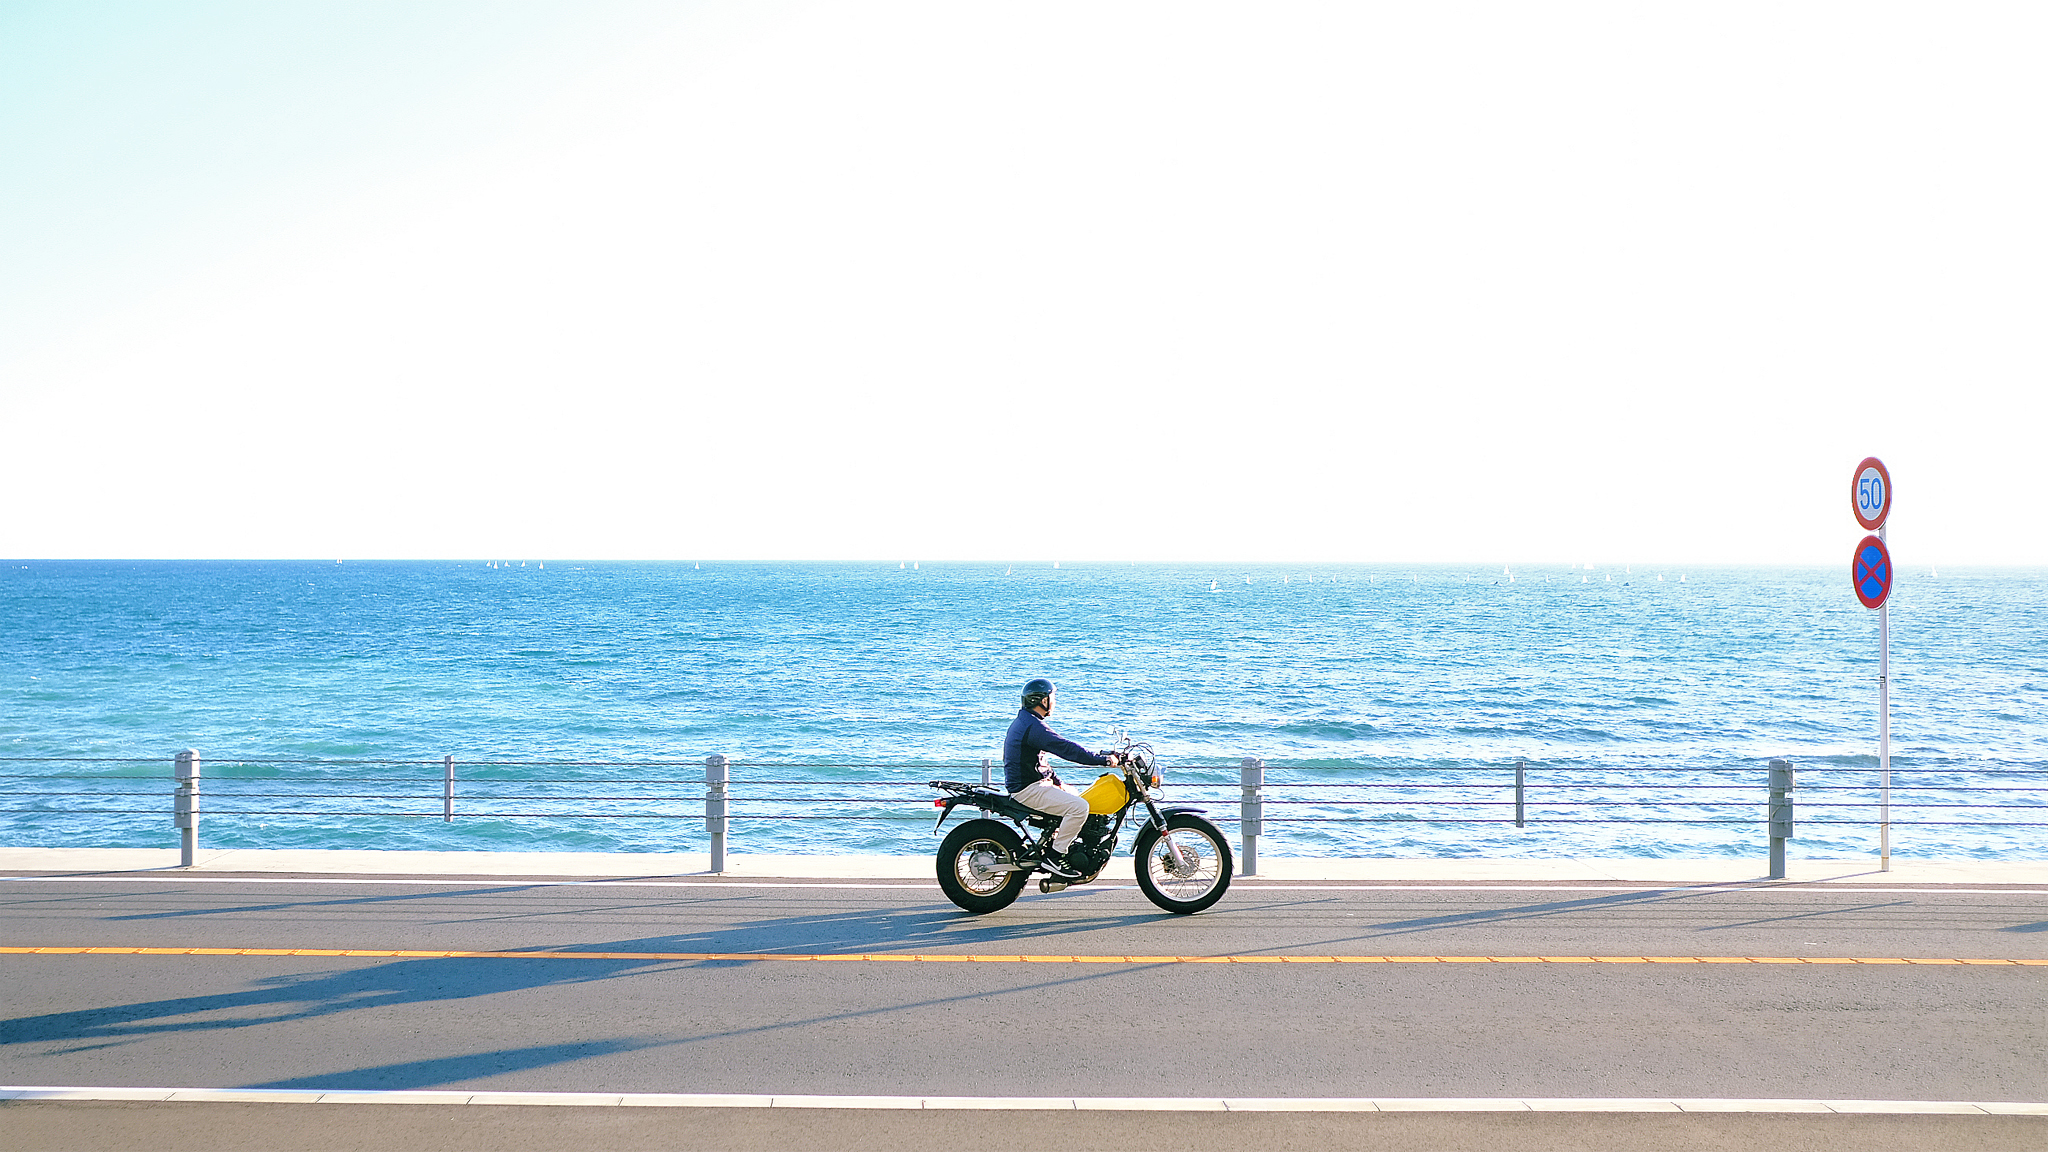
[
  {"x1": 934, "y1": 793, "x2": 1039, "y2": 834},
  {"x1": 933, "y1": 794, "x2": 987, "y2": 834}
]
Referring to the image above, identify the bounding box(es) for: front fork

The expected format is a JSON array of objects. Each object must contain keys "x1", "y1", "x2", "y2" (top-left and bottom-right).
[{"x1": 1141, "y1": 798, "x2": 1194, "y2": 871}]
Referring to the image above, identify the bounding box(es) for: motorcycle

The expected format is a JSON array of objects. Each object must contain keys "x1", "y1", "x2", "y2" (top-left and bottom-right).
[{"x1": 928, "y1": 736, "x2": 1233, "y2": 915}]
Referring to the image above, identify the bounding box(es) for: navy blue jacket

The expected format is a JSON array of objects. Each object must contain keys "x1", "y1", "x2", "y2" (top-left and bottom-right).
[{"x1": 1003, "y1": 708, "x2": 1109, "y2": 792}]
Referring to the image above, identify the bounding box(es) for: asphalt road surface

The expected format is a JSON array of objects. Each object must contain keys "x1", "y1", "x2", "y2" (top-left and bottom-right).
[{"x1": 4, "y1": 873, "x2": 2044, "y2": 1149}]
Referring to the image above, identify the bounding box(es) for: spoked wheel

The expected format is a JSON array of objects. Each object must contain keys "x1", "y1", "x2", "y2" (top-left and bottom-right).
[
  {"x1": 937, "y1": 819, "x2": 1031, "y2": 913},
  {"x1": 1132, "y1": 813, "x2": 1234, "y2": 914}
]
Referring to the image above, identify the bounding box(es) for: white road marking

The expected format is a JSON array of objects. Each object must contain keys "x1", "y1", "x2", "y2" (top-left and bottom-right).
[{"x1": 3, "y1": 1087, "x2": 2044, "y2": 1114}]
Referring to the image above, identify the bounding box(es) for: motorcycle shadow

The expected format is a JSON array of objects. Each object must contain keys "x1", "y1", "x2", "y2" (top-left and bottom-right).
[{"x1": 568, "y1": 899, "x2": 1200, "y2": 958}]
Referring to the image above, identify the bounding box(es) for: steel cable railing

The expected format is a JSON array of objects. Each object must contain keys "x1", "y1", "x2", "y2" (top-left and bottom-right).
[{"x1": 0, "y1": 754, "x2": 2040, "y2": 873}]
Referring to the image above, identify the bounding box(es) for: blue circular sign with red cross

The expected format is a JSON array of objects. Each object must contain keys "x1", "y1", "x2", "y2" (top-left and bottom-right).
[{"x1": 1853, "y1": 534, "x2": 1893, "y2": 609}]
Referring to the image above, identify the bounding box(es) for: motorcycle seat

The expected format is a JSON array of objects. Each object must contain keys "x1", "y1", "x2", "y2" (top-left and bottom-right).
[{"x1": 930, "y1": 780, "x2": 1044, "y2": 825}]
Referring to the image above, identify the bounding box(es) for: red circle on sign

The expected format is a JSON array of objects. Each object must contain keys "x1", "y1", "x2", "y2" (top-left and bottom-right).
[
  {"x1": 1852, "y1": 456, "x2": 1891, "y2": 530},
  {"x1": 1852, "y1": 534, "x2": 1892, "y2": 610}
]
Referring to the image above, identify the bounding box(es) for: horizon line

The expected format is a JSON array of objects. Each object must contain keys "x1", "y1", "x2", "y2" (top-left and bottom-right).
[{"x1": 1, "y1": 557, "x2": 2029, "y2": 569}]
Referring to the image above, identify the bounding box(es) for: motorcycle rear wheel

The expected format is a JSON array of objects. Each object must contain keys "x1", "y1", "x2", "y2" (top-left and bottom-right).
[
  {"x1": 1132, "y1": 813, "x2": 1233, "y2": 914},
  {"x1": 937, "y1": 819, "x2": 1031, "y2": 913}
]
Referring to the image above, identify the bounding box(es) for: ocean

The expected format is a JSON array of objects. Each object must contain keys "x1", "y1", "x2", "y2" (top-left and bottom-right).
[{"x1": 2, "y1": 560, "x2": 2042, "y2": 860}]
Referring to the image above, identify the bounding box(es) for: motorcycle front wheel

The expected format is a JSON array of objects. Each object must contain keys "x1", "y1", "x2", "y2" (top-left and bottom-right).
[
  {"x1": 937, "y1": 819, "x2": 1031, "y2": 914},
  {"x1": 1132, "y1": 813, "x2": 1234, "y2": 914}
]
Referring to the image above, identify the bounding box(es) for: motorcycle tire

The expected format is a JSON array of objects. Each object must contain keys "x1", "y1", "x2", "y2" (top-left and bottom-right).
[
  {"x1": 1132, "y1": 813, "x2": 1234, "y2": 914},
  {"x1": 937, "y1": 819, "x2": 1032, "y2": 914}
]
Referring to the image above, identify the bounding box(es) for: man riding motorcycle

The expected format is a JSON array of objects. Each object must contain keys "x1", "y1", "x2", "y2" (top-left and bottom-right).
[{"x1": 1003, "y1": 678, "x2": 1121, "y2": 879}]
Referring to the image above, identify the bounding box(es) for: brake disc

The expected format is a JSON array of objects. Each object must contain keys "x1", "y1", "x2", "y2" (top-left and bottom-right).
[{"x1": 1160, "y1": 835, "x2": 1205, "y2": 877}]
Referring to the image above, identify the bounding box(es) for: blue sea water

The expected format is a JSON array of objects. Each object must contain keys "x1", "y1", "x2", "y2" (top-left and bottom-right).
[{"x1": 1, "y1": 560, "x2": 2043, "y2": 860}]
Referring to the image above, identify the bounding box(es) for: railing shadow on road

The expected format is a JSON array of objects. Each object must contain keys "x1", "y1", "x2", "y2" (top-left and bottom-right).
[
  {"x1": 89, "y1": 882, "x2": 596, "y2": 922},
  {"x1": 2, "y1": 889, "x2": 1211, "y2": 1082},
  {"x1": 1228, "y1": 879, "x2": 1897, "y2": 951},
  {"x1": 1, "y1": 952, "x2": 1042, "y2": 1093},
  {"x1": 1, "y1": 938, "x2": 1164, "y2": 1093},
  {"x1": 0, "y1": 953, "x2": 670, "y2": 1052},
  {"x1": 236, "y1": 1040, "x2": 661, "y2": 1092},
  {"x1": 0, "y1": 885, "x2": 1820, "y2": 1091},
  {"x1": 548, "y1": 896, "x2": 1201, "y2": 957},
  {"x1": 214, "y1": 953, "x2": 1152, "y2": 1093},
  {"x1": 67, "y1": 878, "x2": 1201, "y2": 952}
]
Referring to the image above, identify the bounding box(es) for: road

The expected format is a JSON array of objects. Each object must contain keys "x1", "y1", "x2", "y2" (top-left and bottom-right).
[{"x1": 3, "y1": 872, "x2": 2044, "y2": 1149}]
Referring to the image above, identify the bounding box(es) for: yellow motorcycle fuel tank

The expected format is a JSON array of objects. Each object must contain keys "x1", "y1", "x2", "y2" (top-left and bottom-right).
[{"x1": 1080, "y1": 773, "x2": 1128, "y2": 814}]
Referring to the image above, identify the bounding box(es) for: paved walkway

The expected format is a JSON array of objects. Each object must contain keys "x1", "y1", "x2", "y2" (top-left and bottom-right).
[{"x1": 5, "y1": 846, "x2": 2042, "y2": 884}]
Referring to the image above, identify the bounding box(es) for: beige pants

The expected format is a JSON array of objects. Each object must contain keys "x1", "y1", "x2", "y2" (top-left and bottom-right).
[{"x1": 1013, "y1": 779, "x2": 1090, "y2": 851}]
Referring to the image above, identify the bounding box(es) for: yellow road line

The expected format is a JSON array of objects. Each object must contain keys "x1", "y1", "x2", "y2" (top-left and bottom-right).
[{"x1": 3, "y1": 946, "x2": 2044, "y2": 966}]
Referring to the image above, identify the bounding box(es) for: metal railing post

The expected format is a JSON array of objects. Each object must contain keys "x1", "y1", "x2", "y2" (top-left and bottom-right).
[
  {"x1": 1768, "y1": 758, "x2": 1795, "y2": 880},
  {"x1": 173, "y1": 749, "x2": 200, "y2": 867},
  {"x1": 705, "y1": 754, "x2": 730, "y2": 873},
  {"x1": 981, "y1": 757, "x2": 992, "y2": 788},
  {"x1": 1239, "y1": 757, "x2": 1264, "y2": 877},
  {"x1": 443, "y1": 755, "x2": 455, "y2": 822},
  {"x1": 1514, "y1": 759, "x2": 1526, "y2": 828}
]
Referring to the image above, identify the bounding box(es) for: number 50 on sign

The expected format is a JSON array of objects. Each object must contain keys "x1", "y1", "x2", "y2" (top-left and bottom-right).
[{"x1": 1853, "y1": 456, "x2": 1891, "y2": 531}]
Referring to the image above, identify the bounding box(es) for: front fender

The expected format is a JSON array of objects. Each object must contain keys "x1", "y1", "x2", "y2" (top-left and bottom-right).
[{"x1": 1143, "y1": 804, "x2": 1215, "y2": 835}]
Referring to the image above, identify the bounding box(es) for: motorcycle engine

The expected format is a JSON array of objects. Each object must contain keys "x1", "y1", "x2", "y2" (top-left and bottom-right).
[{"x1": 1066, "y1": 839, "x2": 1110, "y2": 877}]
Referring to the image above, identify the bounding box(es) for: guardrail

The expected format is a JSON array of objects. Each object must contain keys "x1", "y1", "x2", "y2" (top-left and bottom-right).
[{"x1": 2, "y1": 753, "x2": 2042, "y2": 878}]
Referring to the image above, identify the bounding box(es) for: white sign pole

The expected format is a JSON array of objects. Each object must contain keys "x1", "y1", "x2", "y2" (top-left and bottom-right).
[
  {"x1": 1853, "y1": 458, "x2": 1894, "y2": 873},
  {"x1": 1879, "y1": 521, "x2": 1891, "y2": 871}
]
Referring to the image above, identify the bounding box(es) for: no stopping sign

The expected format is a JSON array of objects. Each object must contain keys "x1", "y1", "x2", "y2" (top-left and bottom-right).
[{"x1": 1853, "y1": 534, "x2": 1893, "y2": 610}]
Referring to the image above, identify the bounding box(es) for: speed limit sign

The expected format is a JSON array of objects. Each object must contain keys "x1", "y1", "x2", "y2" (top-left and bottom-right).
[{"x1": 1852, "y1": 457, "x2": 1891, "y2": 530}]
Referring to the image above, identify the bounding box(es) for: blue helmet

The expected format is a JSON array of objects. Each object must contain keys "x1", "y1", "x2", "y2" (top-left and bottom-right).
[{"x1": 1021, "y1": 678, "x2": 1055, "y2": 707}]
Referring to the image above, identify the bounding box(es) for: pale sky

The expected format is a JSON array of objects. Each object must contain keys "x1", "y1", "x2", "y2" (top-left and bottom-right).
[{"x1": 3, "y1": 1, "x2": 2043, "y2": 565}]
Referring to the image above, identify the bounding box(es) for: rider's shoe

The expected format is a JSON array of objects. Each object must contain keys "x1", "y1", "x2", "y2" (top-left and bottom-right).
[{"x1": 1038, "y1": 849, "x2": 1081, "y2": 880}]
